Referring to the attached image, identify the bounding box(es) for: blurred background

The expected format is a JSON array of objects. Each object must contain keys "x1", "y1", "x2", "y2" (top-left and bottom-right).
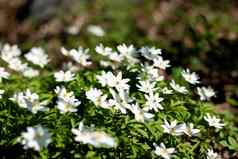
[{"x1": 0, "y1": 0, "x2": 238, "y2": 112}]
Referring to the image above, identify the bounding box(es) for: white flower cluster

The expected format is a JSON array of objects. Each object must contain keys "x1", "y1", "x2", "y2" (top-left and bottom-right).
[
  {"x1": 18, "y1": 125, "x2": 51, "y2": 151},
  {"x1": 0, "y1": 44, "x2": 50, "y2": 78},
  {"x1": 2, "y1": 44, "x2": 223, "y2": 156},
  {"x1": 95, "y1": 44, "x2": 138, "y2": 68},
  {"x1": 55, "y1": 86, "x2": 81, "y2": 113},
  {"x1": 71, "y1": 122, "x2": 116, "y2": 147},
  {"x1": 162, "y1": 120, "x2": 200, "y2": 136},
  {"x1": 10, "y1": 89, "x2": 49, "y2": 114}
]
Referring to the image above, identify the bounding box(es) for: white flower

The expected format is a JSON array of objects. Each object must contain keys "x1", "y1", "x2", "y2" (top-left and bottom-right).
[
  {"x1": 153, "y1": 56, "x2": 170, "y2": 70},
  {"x1": 129, "y1": 103, "x2": 154, "y2": 122},
  {"x1": 142, "y1": 64, "x2": 164, "y2": 81},
  {"x1": 10, "y1": 89, "x2": 49, "y2": 114},
  {"x1": 19, "y1": 125, "x2": 51, "y2": 151},
  {"x1": 1, "y1": 44, "x2": 21, "y2": 62},
  {"x1": 96, "y1": 71, "x2": 108, "y2": 87},
  {"x1": 24, "y1": 47, "x2": 49, "y2": 68},
  {"x1": 61, "y1": 47, "x2": 92, "y2": 66},
  {"x1": 87, "y1": 25, "x2": 105, "y2": 37},
  {"x1": 0, "y1": 89, "x2": 5, "y2": 99},
  {"x1": 153, "y1": 142, "x2": 175, "y2": 159},
  {"x1": 62, "y1": 62, "x2": 79, "y2": 72},
  {"x1": 54, "y1": 70, "x2": 75, "y2": 82},
  {"x1": 10, "y1": 92, "x2": 26, "y2": 107},
  {"x1": 204, "y1": 113, "x2": 225, "y2": 129},
  {"x1": 86, "y1": 88, "x2": 112, "y2": 109},
  {"x1": 161, "y1": 120, "x2": 186, "y2": 136},
  {"x1": 117, "y1": 44, "x2": 138, "y2": 63},
  {"x1": 22, "y1": 67, "x2": 39, "y2": 78},
  {"x1": 170, "y1": 80, "x2": 188, "y2": 94},
  {"x1": 55, "y1": 86, "x2": 81, "y2": 113},
  {"x1": 95, "y1": 44, "x2": 123, "y2": 63},
  {"x1": 182, "y1": 69, "x2": 200, "y2": 85},
  {"x1": 72, "y1": 122, "x2": 116, "y2": 147},
  {"x1": 206, "y1": 149, "x2": 220, "y2": 159},
  {"x1": 197, "y1": 86, "x2": 216, "y2": 101},
  {"x1": 108, "y1": 72, "x2": 130, "y2": 91},
  {"x1": 96, "y1": 71, "x2": 130, "y2": 91},
  {"x1": 99, "y1": 60, "x2": 117, "y2": 69},
  {"x1": 0, "y1": 67, "x2": 10, "y2": 82},
  {"x1": 95, "y1": 44, "x2": 113, "y2": 56},
  {"x1": 143, "y1": 93, "x2": 164, "y2": 112},
  {"x1": 109, "y1": 88, "x2": 132, "y2": 114},
  {"x1": 108, "y1": 52, "x2": 123, "y2": 62},
  {"x1": 183, "y1": 123, "x2": 200, "y2": 137},
  {"x1": 136, "y1": 80, "x2": 156, "y2": 93},
  {"x1": 8, "y1": 58, "x2": 28, "y2": 72},
  {"x1": 66, "y1": 25, "x2": 80, "y2": 35},
  {"x1": 140, "y1": 46, "x2": 161, "y2": 60}
]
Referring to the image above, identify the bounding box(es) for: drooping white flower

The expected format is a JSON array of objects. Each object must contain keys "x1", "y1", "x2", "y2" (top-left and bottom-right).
[
  {"x1": 61, "y1": 47, "x2": 92, "y2": 66},
  {"x1": 197, "y1": 86, "x2": 216, "y2": 101},
  {"x1": 10, "y1": 89, "x2": 49, "y2": 114},
  {"x1": 96, "y1": 71, "x2": 130, "y2": 91},
  {"x1": 140, "y1": 46, "x2": 161, "y2": 60},
  {"x1": 129, "y1": 103, "x2": 154, "y2": 123},
  {"x1": 136, "y1": 80, "x2": 156, "y2": 93},
  {"x1": 143, "y1": 93, "x2": 164, "y2": 112},
  {"x1": 0, "y1": 89, "x2": 5, "y2": 99},
  {"x1": 153, "y1": 142, "x2": 175, "y2": 159},
  {"x1": 204, "y1": 113, "x2": 225, "y2": 129},
  {"x1": 86, "y1": 88, "x2": 113, "y2": 109},
  {"x1": 22, "y1": 67, "x2": 39, "y2": 78},
  {"x1": 19, "y1": 125, "x2": 51, "y2": 151},
  {"x1": 182, "y1": 69, "x2": 200, "y2": 85},
  {"x1": 1, "y1": 44, "x2": 21, "y2": 62},
  {"x1": 87, "y1": 25, "x2": 105, "y2": 37},
  {"x1": 183, "y1": 123, "x2": 200, "y2": 137},
  {"x1": 72, "y1": 122, "x2": 116, "y2": 147},
  {"x1": 54, "y1": 70, "x2": 75, "y2": 82},
  {"x1": 24, "y1": 47, "x2": 49, "y2": 68},
  {"x1": 169, "y1": 80, "x2": 188, "y2": 94},
  {"x1": 161, "y1": 120, "x2": 186, "y2": 136},
  {"x1": 206, "y1": 149, "x2": 220, "y2": 159},
  {"x1": 153, "y1": 56, "x2": 170, "y2": 70},
  {"x1": 0, "y1": 67, "x2": 10, "y2": 82},
  {"x1": 55, "y1": 86, "x2": 81, "y2": 113}
]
